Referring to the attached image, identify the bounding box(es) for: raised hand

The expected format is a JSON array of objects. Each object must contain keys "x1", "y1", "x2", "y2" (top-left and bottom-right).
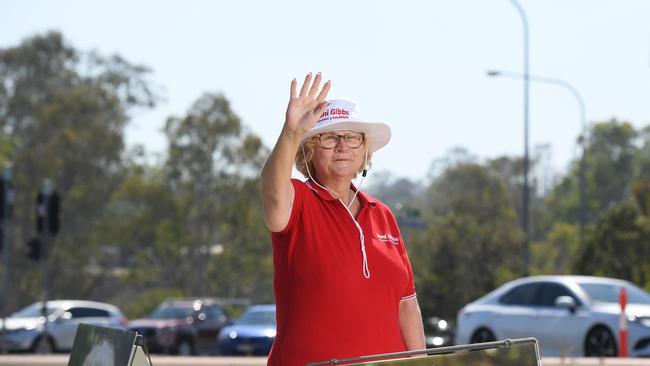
[
  {"x1": 285, "y1": 72, "x2": 331, "y2": 135},
  {"x1": 261, "y1": 73, "x2": 331, "y2": 232}
]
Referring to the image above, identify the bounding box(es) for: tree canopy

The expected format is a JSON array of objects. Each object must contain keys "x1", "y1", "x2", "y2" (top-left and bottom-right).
[{"x1": 2, "y1": 32, "x2": 649, "y2": 321}]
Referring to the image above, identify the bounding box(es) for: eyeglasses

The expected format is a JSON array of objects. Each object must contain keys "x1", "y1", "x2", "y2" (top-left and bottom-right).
[{"x1": 318, "y1": 132, "x2": 365, "y2": 149}]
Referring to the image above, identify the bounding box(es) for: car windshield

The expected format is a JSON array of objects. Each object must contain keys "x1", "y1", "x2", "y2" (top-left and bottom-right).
[
  {"x1": 237, "y1": 310, "x2": 276, "y2": 326},
  {"x1": 148, "y1": 306, "x2": 193, "y2": 319},
  {"x1": 578, "y1": 282, "x2": 650, "y2": 305},
  {"x1": 12, "y1": 304, "x2": 58, "y2": 318}
]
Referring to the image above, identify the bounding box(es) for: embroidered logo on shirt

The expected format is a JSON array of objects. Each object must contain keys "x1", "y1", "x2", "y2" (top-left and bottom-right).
[{"x1": 376, "y1": 233, "x2": 400, "y2": 244}]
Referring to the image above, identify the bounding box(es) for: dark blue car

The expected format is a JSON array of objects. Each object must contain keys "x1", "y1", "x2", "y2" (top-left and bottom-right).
[{"x1": 216, "y1": 304, "x2": 276, "y2": 355}]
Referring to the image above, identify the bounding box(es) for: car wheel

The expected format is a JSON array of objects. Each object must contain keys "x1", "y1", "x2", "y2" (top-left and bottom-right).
[
  {"x1": 31, "y1": 335, "x2": 55, "y2": 354},
  {"x1": 584, "y1": 326, "x2": 617, "y2": 357},
  {"x1": 470, "y1": 328, "x2": 496, "y2": 343},
  {"x1": 177, "y1": 339, "x2": 194, "y2": 356}
]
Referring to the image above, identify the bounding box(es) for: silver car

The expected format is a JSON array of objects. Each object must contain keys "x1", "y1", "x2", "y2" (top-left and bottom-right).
[
  {"x1": 455, "y1": 276, "x2": 650, "y2": 357},
  {"x1": 0, "y1": 300, "x2": 128, "y2": 353}
]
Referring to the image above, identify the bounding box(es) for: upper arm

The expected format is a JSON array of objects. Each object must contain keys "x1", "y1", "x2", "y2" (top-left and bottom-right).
[{"x1": 262, "y1": 178, "x2": 296, "y2": 233}]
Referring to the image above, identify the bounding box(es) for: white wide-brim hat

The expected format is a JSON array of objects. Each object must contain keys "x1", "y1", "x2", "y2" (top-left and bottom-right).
[{"x1": 301, "y1": 99, "x2": 391, "y2": 153}]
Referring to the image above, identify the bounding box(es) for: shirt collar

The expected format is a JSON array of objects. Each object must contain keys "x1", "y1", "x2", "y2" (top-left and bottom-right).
[{"x1": 305, "y1": 178, "x2": 377, "y2": 207}]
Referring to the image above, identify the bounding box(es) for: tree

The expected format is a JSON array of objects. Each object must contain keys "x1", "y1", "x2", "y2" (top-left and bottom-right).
[
  {"x1": 542, "y1": 120, "x2": 646, "y2": 287},
  {"x1": 487, "y1": 144, "x2": 555, "y2": 243},
  {"x1": 410, "y1": 162, "x2": 524, "y2": 319},
  {"x1": 366, "y1": 170, "x2": 423, "y2": 211},
  {"x1": 632, "y1": 126, "x2": 650, "y2": 216},
  {"x1": 546, "y1": 119, "x2": 638, "y2": 226},
  {"x1": 88, "y1": 159, "x2": 187, "y2": 309},
  {"x1": 573, "y1": 200, "x2": 650, "y2": 289},
  {"x1": 366, "y1": 170, "x2": 425, "y2": 234},
  {"x1": 0, "y1": 134, "x2": 14, "y2": 167},
  {"x1": 120, "y1": 93, "x2": 272, "y2": 303},
  {"x1": 530, "y1": 222, "x2": 579, "y2": 275},
  {"x1": 0, "y1": 31, "x2": 156, "y2": 309}
]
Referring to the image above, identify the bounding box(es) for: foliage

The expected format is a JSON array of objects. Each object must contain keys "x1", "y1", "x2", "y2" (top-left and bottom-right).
[
  {"x1": 120, "y1": 288, "x2": 185, "y2": 320},
  {"x1": 409, "y1": 163, "x2": 524, "y2": 319},
  {"x1": 546, "y1": 119, "x2": 638, "y2": 226},
  {"x1": 0, "y1": 31, "x2": 156, "y2": 310},
  {"x1": 530, "y1": 223, "x2": 579, "y2": 275},
  {"x1": 3, "y1": 31, "x2": 650, "y2": 324},
  {"x1": 573, "y1": 200, "x2": 650, "y2": 289},
  {"x1": 0, "y1": 32, "x2": 275, "y2": 316},
  {"x1": 160, "y1": 92, "x2": 270, "y2": 300},
  {"x1": 93, "y1": 92, "x2": 272, "y2": 314}
]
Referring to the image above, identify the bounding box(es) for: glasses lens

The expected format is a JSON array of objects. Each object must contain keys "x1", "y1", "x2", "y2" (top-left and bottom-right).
[
  {"x1": 320, "y1": 133, "x2": 340, "y2": 148},
  {"x1": 345, "y1": 133, "x2": 363, "y2": 148},
  {"x1": 319, "y1": 132, "x2": 364, "y2": 149}
]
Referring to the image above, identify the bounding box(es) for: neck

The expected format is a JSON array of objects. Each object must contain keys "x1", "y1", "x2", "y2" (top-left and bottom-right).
[{"x1": 313, "y1": 174, "x2": 353, "y2": 201}]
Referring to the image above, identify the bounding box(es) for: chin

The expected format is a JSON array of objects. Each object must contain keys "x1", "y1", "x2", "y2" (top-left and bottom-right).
[{"x1": 333, "y1": 170, "x2": 358, "y2": 179}]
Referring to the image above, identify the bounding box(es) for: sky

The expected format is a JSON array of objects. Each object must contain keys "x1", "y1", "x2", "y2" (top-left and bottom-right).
[{"x1": 2, "y1": 0, "x2": 649, "y2": 183}]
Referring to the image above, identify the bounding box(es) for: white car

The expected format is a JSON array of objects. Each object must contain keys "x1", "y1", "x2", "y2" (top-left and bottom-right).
[
  {"x1": 0, "y1": 300, "x2": 128, "y2": 353},
  {"x1": 455, "y1": 276, "x2": 650, "y2": 357}
]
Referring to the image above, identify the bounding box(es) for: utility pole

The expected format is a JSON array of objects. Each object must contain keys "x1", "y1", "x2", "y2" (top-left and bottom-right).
[
  {"x1": 35, "y1": 179, "x2": 60, "y2": 353},
  {"x1": 0, "y1": 166, "x2": 14, "y2": 354},
  {"x1": 508, "y1": 0, "x2": 531, "y2": 275}
]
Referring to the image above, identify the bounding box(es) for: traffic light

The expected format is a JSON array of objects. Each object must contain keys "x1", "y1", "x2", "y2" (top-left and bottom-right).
[
  {"x1": 27, "y1": 238, "x2": 41, "y2": 261},
  {"x1": 0, "y1": 174, "x2": 13, "y2": 220},
  {"x1": 36, "y1": 191, "x2": 60, "y2": 235},
  {"x1": 36, "y1": 192, "x2": 45, "y2": 234},
  {"x1": 0, "y1": 179, "x2": 5, "y2": 219}
]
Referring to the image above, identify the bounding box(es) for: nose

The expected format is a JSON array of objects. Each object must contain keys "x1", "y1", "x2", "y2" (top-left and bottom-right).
[{"x1": 334, "y1": 137, "x2": 352, "y2": 151}]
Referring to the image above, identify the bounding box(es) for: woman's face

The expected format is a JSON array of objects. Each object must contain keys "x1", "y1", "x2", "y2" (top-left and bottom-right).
[{"x1": 311, "y1": 130, "x2": 366, "y2": 181}]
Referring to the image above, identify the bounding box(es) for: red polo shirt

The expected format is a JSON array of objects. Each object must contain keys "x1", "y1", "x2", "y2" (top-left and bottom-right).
[{"x1": 268, "y1": 179, "x2": 416, "y2": 366}]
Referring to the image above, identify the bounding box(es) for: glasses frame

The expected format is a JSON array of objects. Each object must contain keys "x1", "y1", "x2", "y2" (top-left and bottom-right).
[{"x1": 317, "y1": 132, "x2": 365, "y2": 150}]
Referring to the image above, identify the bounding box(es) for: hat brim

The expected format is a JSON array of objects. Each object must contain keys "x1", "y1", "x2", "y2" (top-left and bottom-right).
[{"x1": 301, "y1": 120, "x2": 391, "y2": 153}]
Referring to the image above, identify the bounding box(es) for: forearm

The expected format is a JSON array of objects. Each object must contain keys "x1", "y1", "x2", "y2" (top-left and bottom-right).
[
  {"x1": 261, "y1": 127, "x2": 301, "y2": 195},
  {"x1": 260, "y1": 73, "x2": 330, "y2": 231},
  {"x1": 399, "y1": 297, "x2": 426, "y2": 350},
  {"x1": 260, "y1": 127, "x2": 302, "y2": 231}
]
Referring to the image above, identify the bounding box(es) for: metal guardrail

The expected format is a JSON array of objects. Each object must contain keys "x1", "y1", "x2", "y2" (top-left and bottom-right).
[
  {"x1": 1, "y1": 355, "x2": 650, "y2": 366},
  {"x1": 307, "y1": 337, "x2": 539, "y2": 365}
]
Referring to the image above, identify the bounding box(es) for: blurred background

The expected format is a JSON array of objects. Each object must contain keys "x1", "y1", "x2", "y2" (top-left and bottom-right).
[{"x1": 1, "y1": 0, "x2": 649, "y2": 358}]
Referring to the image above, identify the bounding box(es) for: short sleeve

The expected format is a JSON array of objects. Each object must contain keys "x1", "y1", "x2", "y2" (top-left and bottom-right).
[
  {"x1": 272, "y1": 179, "x2": 306, "y2": 236},
  {"x1": 397, "y1": 225, "x2": 417, "y2": 301},
  {"x1": 400, "y1": 248, "x2": 417, "y2": 301}
]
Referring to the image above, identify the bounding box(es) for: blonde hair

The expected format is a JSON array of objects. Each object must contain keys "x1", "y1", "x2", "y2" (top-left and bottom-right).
[{"x1": 295, "y1": 136, "x2": 372, "y2": 178}]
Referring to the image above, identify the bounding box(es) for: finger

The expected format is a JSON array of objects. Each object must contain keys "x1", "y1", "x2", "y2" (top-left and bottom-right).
[
  {"x1": 299, "y1": 73, "x2": 312, "y2": 97},
  {"x1": 315, "y1": 100, "x2": 330, "y2": 116},
  {"x1": 307, "y1": 72, "x2": 322, "y2": 97},
  {"x1": 290, "y1": 78, "x2": 297, "y2": 99},
  {"x1": 316, "y1": 80, "x2": 331, "y2": 103}
]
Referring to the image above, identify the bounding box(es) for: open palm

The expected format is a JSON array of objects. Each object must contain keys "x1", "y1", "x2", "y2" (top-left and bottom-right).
[{"x1": 285, "y1": 72, "x2": 331, "y2": 135}]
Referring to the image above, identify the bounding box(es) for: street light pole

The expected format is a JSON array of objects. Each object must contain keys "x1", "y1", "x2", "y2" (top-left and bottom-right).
[
  {"x1": 487, "y1": 70, "x2": 587, "y2": 244},
  {"x1": 508, "y1": 0, "x2": 531, "y2": 275}
]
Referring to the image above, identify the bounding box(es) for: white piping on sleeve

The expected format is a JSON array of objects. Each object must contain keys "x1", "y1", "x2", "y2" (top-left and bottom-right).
[{"x1": 400, "y1": 293, "x2": 417, "y2": 301}]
